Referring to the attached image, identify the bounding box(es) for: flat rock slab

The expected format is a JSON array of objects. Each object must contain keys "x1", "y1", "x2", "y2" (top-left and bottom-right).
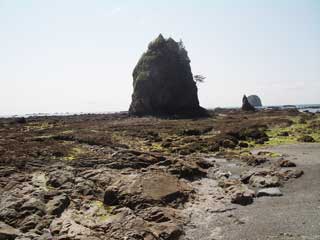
[
  {"x1": 257, "y1": 187, "x2": 283, "y2": 197},
  {"x1": 109, "y1": 171, "x2": 192, "y2": 208},
  {"x1": 131, "y1": 172, "x2": 190, "y2": 201},
  {"x1": 0, "y1": 221, "x2": 20, "y2": 240},
  {"x1": 249, "y1": 175, "x2": 280, "y2": 188}
]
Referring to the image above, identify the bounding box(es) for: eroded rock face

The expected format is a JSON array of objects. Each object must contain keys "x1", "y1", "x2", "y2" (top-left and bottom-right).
[
  {"x1": 247, "y1": 95, "x2": 262, "y2": 107},
  {"x1": 129, "y1": 34, "x2": 206, "y2": 117},
  {"x1": 0, "y1": 221, "x2": 20, "y2": 240},
  {"x1": 241, "y1": 95, "x2": 255, "y2": 111}
]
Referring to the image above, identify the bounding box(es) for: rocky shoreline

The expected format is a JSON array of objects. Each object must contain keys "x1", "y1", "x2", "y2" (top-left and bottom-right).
[{"x1": 0, "y1": 109, "x2": 319, "y2": 239}]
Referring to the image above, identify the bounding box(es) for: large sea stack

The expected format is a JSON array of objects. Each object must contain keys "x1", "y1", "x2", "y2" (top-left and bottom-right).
[
  {"x1": 129, "y1": 34, "x2": 206, "y2": 117},
  {"x1": 247, "y1": 95, "x2": 262, "y2": 107},
  {"x1": 242, "y1": 95, "x2": 255, "y2": 111}
]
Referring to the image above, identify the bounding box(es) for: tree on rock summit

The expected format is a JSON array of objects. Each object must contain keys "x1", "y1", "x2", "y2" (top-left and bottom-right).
[{"x1": 129, "y1": 34, "x2": 207, "y2": 117}]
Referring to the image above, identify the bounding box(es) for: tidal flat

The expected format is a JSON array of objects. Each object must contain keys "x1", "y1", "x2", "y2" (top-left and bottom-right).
[{"x1": 0, "y1": 109, "x2": 319, "y2": 239}]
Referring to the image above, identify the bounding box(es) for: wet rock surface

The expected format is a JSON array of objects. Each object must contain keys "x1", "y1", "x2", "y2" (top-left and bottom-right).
[{"x1": 0, "y1": 110, "x2": 318, "y2": 239}]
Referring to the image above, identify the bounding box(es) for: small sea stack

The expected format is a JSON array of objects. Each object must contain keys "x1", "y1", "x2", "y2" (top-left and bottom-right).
[{"x1": 242, "y1": 95, "x2": 255, "y2": 111}]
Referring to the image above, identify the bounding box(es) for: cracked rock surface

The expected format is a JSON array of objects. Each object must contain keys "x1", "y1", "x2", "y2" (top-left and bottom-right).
[{"x1": 0, "y1": 110, "x2": 319, "y2": 239}]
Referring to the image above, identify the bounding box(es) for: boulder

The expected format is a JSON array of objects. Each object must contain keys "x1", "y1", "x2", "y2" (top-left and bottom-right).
[
  {"x1": 278, "y1": 131, "x2": 289, "y2": 137},
  {"x1": 247, "y1": 95, "x2": 262, "y2": 107},
  {"x1": 46, "y1": 194, "x2": 70, "y2": 216},
  {"x1": 129, "y1": 34, "x2": 207, "y2": 117},
  {"x1": 249, "y1": 175, "x2": 280, "y2": 188},
  {"x1": 221, "y1": 139, "x2": 237, "y2": 149},
  {"x1": 168, "y1": 160, "x2": 206, "y2": 180},
  {"x1": 104, "y1": 186, "x2": 120, "y2": 206},
  {"x1": 241, "y1": 95, "x2": 255, "y2": 111},
  {"x1": 217, "y1": 134, "x2": 238, "y2": 148},
  {"x1": 228, "y1": 184, "x2": 255, "y2": 205},
  {"x1": 257, "y1": 187, "x2": 283, "y2": 197},
  {"x1": 237, "y1": 126, "x2": 268, "y2": 141},
  {"x1": 195, "y1": 158, "x2": 214, "y2": 169},
  {"x1": 278, "y1": 159, "x2": 296, "y2": 168},
  {"x1": 210, "y1": 169, "x2": 232, "y2": 180},
  {"x1": 244, "y1": 156, "x2": 268, "y2": 166},
  {"x1": 277, "y1": 169, "x2": 304, "y2": 180},
  {"x1": 239, "y1": 142, "x2": 249, "y2": 148},
  {"x1": 297, "y1": 135, "x2": 315, "y2": 143}
]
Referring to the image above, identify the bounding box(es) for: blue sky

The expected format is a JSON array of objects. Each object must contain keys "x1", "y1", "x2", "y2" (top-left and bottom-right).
[{"x1": 0, "y1": 0, "x2": 319, "y2": 115}]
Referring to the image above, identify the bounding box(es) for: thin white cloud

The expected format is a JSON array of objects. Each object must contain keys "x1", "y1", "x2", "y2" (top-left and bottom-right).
[{"x1": 109, "y1": 7, "x2": 121, "y2": 16}]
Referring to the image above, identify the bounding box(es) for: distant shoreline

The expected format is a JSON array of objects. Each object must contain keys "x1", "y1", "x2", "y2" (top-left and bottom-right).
[
  {"x1": 1, "y1": 104, "x2": 319, "y2": 119},
  {"x1": 0, "y1": 111, "x2": 129, "y2": 119}
]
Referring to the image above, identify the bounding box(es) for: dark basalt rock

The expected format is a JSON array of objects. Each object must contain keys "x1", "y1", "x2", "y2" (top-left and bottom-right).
[
  {"x1": 278, "y1": 159, "x2": 296, "y2": 168},
  {"x1": 14, "y1": 117, "x2": 27, "y2": 124},
  {"x1": 297, "y1": 135, "x2": 315, "y2": 143},
  {"x1": 129, "y1": 34, "x2": 207, "y2": 117},
  {"x1": 46, "y1": 194, "x2": 70, "y2": 216},
  {"x1": 104, "y1": 187, "x2": 120, "y2": 206},
  {"x1": 241, "y1": 95, "x2": 255, "y2": 111},
  {"x1": 247, "y1": 95, "x2": 262, "y2": 107}
]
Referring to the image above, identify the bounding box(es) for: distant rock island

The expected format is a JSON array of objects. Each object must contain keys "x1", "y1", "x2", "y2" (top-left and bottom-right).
[
  {"x1": 247, "y1": 95, "x2": 262, "y2": 107},
  {"x1": 242, "y1": 94, "x2": 255, "y2": 111},
  {"x1": 129, "y1": 34, "x2": 206, "y2": 117}
]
